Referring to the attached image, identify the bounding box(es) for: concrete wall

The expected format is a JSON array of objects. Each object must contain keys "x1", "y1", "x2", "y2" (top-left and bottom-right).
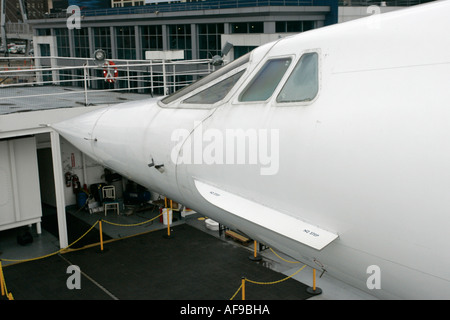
[
  {"x1": 0, "y1": 137, "x2": 42, "y2": 231},
  {"x1": 1, "y1": 106, "x2": 107, "y2": 209}
]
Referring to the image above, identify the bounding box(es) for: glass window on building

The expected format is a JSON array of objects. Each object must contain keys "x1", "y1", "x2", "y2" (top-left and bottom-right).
[
  {"x1": 92, "y1": 27, "x2": 113, "y2": 89},
  {"x1": 239, "y1": 57, "x2": 292, "y2": 102},
  {"x1": 54, "y1": 28, "x2": 70, "y2": 57},
  {"x1": 249, "y1": 22, "x2": 263, "y2": 33},
  {"x1": 141, "y1": 25, "x2": 163, "y2": 59},
  {"x1": 231, "y1": 22, "x2": 246, "y2": 34},
  {"x1": 231, "y1": 22, "x2": 263, "y2": 34},
  {"x1": 116, "y1": 26, "x2": 136, "y2": 60},
  {"x1": 54, "y1": 28, "x2": 72, "y2": 86},
  {"x1": 303, "y1": 21, "x2": 315, "y2": 32},
  {"x1": 39, "y1": 44, "x2": 52, "y2": 84},
  {"x1": 39, "y1": 43, "x2": 50, "y2": 56},
  {"x1": 276, "y1": 21, "x2": 315, "y2": 33},
  {"x1": 168, "y1": 24, "x2": 192, "y2": 60},
  {"x1": 73, "y1": 28, "x2": 90, "y2": 58},
  {"x1": 93, "y1": 27, "x2": 112, "y2": 59},
  {"x1": 198, "y1": 23, "x2": 224, "y2": 59},
  {"x1": 113, "y1": 0, "x2": 144, "y2": 6},
  {"x1": 36, "y1": 29, "x2": 51, "y2": 36},
  {"x1": 59, "y1": 69, "x2": 73, "y2": 87},
  {"x1": 234, "y1": 46, "x2": 257, "y2": 60}
]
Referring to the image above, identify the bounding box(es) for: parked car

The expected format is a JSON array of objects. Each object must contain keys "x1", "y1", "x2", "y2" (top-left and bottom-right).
[{"x1": 16, "y1": 45, "x2": 26, "y2": 54}]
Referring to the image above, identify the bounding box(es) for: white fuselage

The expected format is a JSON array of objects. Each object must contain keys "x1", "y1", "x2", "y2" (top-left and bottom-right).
[{"x1": 53, "y1": 1, "x2": 450, "y2": 299}]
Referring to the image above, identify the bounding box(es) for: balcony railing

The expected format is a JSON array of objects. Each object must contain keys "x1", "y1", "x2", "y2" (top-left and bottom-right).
[
  {"x1": 5, "y1": 22, "x2": 33, "y2": 35},
  {"x1": 339, "y1": 0, "x2": 434, "y2": 5},
  {"x1": 33, "y1": 0, "x2": 324, "y2": 19},
  {"x1": 0, "y1": 56, "x2": 215, "y2": 115}
]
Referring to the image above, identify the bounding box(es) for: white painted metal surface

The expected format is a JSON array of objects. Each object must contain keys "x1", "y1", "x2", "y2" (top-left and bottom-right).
[
  {"x1": 52, "y1": 2, "x2": 450, "y2": 299},
  {"x1": 0, "y1": 57, "x2": 213, "y2": 115},
  {"x1": 195, "y1": 179, "x2": 338, "y2": 250},
  {"x1": 145, "y1": 50, "x2": 185, "y2": 60},
  {"x1": 0, "y1": 137, "x2": 42, "y2": 232}
]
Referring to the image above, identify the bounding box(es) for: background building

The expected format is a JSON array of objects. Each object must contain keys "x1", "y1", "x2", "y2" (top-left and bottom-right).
[
  {"x1": 2, "y1": 0, "x2": 48, "y2": 22},
  {"x1": 5, "y1": 1, "x2": 435, "y2": 61},
  {"x1": 22, "y1": 0, "x2": 434, "y2": 95},
  {"x1": 29, "y1": 0, "x2": 339, "y2": 62}
]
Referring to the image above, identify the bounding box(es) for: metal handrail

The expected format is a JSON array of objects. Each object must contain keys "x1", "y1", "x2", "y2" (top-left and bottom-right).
[
  {"x1": 0, "y1": 56, "x2": 215, "y2": 113},
  {"x1": 33, "y1": 0, "x2": 317, "y2": 20}
]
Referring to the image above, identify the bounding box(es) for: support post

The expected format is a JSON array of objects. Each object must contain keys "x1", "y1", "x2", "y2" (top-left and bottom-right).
[
  {"x1": 0, "y1": 261, "x2": 4, "y2": 296},
  {"x1": 50, "y1": 130, "x2": 68, "y2": 249},
  {"x1": 126, "y1": 60, "x2": 130, "y2": 91},
  {"x1": 248, "y1": 240, "x2": 262, "y2": 261},
  {"x1": 83, "y1": 63, "x2": 88, "y2": 106},
  {"x1": 163, "y1": 197, "x2": 174, "y2": 239},
  {"x1": 306, "y1": 268, "x2": 323, "y2": 295},
  {"x1": 241, "y1": 277, "x2": 246, "y2": 300},
  {"x1": 99, "y1": 220, "x2": 104, "y2": 251},
  {"x1": 162, "y1": 60, "x2": 167, "y2": 95}
]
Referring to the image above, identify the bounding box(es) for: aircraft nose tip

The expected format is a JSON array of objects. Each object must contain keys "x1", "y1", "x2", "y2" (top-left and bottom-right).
[{"x1": 50, "y1": 107, "x2": 108, "y2": 161}]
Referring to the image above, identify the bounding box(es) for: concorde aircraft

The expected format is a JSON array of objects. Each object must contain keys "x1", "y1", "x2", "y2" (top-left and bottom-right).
[{"x1": 52, "y1": 1, "x2": 450, "y2": 299}]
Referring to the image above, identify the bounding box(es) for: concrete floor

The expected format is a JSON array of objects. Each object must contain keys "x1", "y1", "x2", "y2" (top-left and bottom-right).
[
  {"x1": 0, "y1": 85, "x2": 151, "y2": 115},
  {"x1": 0, "y1": 203, "x2": 377, "y2": 300},
  {"x1": 1, "y1": 211, "x2": 312, "y2": 300}
]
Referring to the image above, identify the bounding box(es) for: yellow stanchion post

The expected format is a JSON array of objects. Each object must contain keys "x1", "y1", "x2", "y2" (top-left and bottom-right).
[
  {"x1": 0, "y1": 260, "x2": 12, "y2": 300},
  {"x1": 241, "y1": 277, "x2": 246, "y2": 300},
  {"x1": 168, "y1": 200, "x2": 172, "y2": 236},
  {"x1": 163, "y1": 198, "x2": 174, "y2": 239},
  {"x1": 99, "y1": 220, "x2": 104, "y2": 251},
  {"x1": 0, "y1": 261, "x2": 5, "y2": 296},
  {"x1": 313, "y1": 269, "x2": 317, "y2": 291},
  {"x1": 248, "y1": 240, "x2": 262, "y2": 261},
  {"x1": 306, "y1": 268, "x2": 322, "y2": 295}
]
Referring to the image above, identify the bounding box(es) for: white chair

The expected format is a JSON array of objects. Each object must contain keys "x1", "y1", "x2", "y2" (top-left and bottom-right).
[{"x1": 102, "y1": 185, "x2": 120, "y2": 216}]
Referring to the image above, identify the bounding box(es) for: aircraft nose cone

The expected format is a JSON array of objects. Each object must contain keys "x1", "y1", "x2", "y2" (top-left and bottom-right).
[{"x1": 51, "y1": 107, "x2": 109, "y2": 162}]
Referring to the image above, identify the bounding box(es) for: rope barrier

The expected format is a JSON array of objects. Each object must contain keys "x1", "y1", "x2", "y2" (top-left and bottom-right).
[
  {"x1": 101, "y1": 213, "x2": 162, "y2": 227},
  {"x1": 0, "y1": 221, "x2": 100, "y2": 263},
  {"x1": 229, "y1": 282, "x2": 244, "y2": 301},
  {"x1": 0, "y1": 209, "x2": 164, "y2": 299},
  {"x1": 1, "y1": 205, "x2": 308, "y2": 301},
  {"x1": 0, "y1": 212, "x2": 163, "y2": 261},
  {"x1": 0, "y1": 208, "x2": 160, "y2": 262},
  {"x1": 230, "y1": 246, "x2": 310, "y2": 300},
  {"x1": 269, "y1": 247, "x2": 301, "y2": 264},
  {"x1": 99, "y1": 213, "x2": 163, "y2": 251},
  {"x1": 230, "y1": 245, "x2": 308, "y2": 300},
  {"x1": 246, "y1": 264, "x2": 307, "y2": 286},
  {"x1": 230, "y1": 265, "x2": 307, "y2": 300}
]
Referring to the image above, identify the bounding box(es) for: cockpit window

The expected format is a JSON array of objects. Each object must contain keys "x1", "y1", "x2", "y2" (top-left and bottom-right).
[
  {"x1": 183, "y1": 70, "x2": 245, "y2": 104},
  {"x1": 277, "y1": 52, "x2": 318, "y2": 103},
  {"x1": 161, "y1": 53, "x2": 250, "y2": 105},
  {"x1": 239, "y1": 57, "x2": 291, "y2": 102}
]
